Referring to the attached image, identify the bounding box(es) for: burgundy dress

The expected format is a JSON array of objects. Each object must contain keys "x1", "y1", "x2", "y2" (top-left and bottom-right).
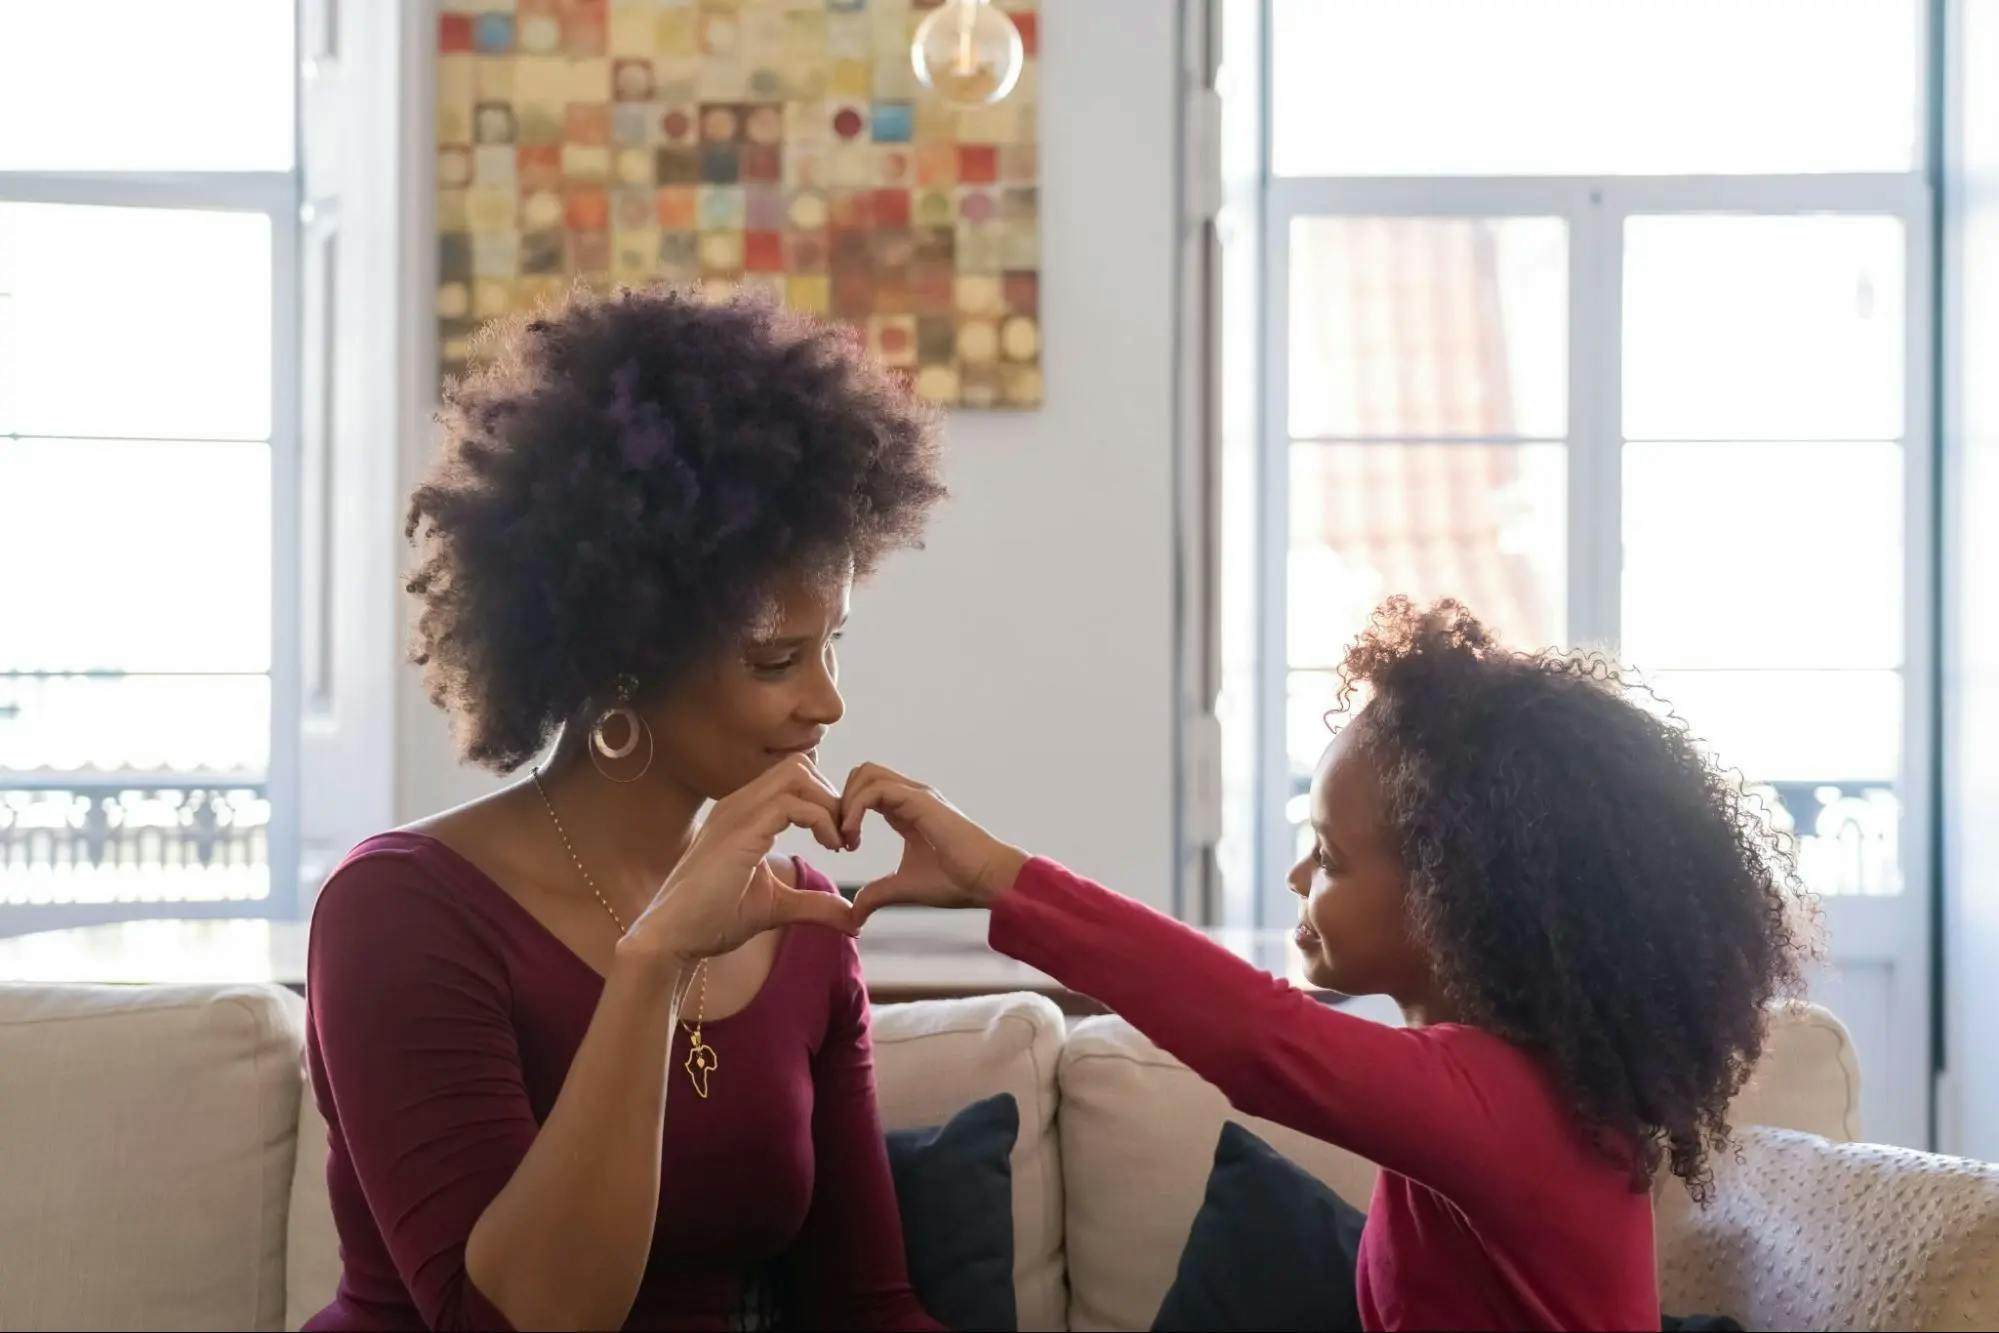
[{"x1": 302, "y1": 832, "x2": 941, "y2": 1332}]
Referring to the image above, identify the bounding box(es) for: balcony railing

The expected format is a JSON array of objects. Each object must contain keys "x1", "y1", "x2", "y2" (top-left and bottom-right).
[{"x1": 0, "y1": 780, "x2": 270, "y2": 906}]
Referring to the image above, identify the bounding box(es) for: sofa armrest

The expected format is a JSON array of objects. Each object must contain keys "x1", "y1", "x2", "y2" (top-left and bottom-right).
[{"x1": 1656, "y1": 1125, "x2": 1999, "y2": 1332}]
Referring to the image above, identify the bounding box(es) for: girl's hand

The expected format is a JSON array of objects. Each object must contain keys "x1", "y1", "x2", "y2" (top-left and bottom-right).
[
  {"x1": 838, "y1": 763, "x2": 1029, "y2": 927},
  {"x1": 618, "y1": 755, "x2": 857, "y2": 970}
]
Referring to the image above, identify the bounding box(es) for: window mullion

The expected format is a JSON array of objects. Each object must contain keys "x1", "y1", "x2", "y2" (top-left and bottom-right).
[
  {"x1": 0, "y1": 171, "x2": 295, "y2": 213},
  {"x1": 1567, "y1": 184, "x2": 1627, "y2": 652},
  {"x1": 1255, "y1": 192, "x2": 1293, "y2": 927}
]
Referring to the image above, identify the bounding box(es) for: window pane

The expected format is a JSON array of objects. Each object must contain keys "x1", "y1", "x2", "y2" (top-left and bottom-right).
[
  {"x1": 1643, "y1": 669, "x2": 1902, "y2": 897},
  {"x1": 1624, "y1": 216, "x2": 1905, "y2": 441},
  {"x1": 1288, "y1": 443, "x2": 1566, "y2": 670},
  {"x1": 0, "y1": 787, "x2": 270, "y2": 906},
  {"x1": 1768, "y1": 781, "x2": 1901, "y2": 898},
  {"x1": 0, "y1": 440, "x2": 270, "y2": 673},
  {"x1": 1286, "y1": 669, "x2": 1343, "y2": 815},
  {"x1": 1289, "y1": 217, "x2": 1566, "y2": 439},
  {"x1": 0, "y1": 205, "x2": 272, "y2": 440},
  {"x1": 1272, "y1": 0, "x2": 1920, "y2": 177},
  {"x1": 0, "y1": 1, "x2": 294, "y2": 171},
  {"x1": 1289, "y1": 667, "x2": 1903, "y2": 897},
  {"x1": 1622, "y1": 443, "x2": 1903, "y2": 671},
  {"x1": 1646, "y1": 668, "x2": 1901, "y2": 785},
  {"x1": 0, "y1": 675, "x2": 270, "y2": 777}
]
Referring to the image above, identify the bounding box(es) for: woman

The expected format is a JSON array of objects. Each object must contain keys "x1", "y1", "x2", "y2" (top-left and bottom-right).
[
  {"x1": 838, "y1": 599, "x2": 1813, "y2": 1332},
  {"x1": 303, "y1": 288, "x2": 948, "y2": 1332}
]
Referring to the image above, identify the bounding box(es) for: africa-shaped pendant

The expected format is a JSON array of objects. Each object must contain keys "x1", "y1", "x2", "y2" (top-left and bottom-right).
[{"x1": 684, "y1": 1025, "x2": 717, "y2": 1099}]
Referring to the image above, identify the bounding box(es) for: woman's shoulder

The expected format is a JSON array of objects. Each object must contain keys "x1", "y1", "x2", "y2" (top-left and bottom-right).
[
  {"x1": 322, "y1": 829, "x2": 469, "y2": 898},
  {"x1": 311, "y1": 831, "x2": 510, "y2": 964},
  {"x1": 305, "y1": 836, "x2": 524, "y2": 1063}
]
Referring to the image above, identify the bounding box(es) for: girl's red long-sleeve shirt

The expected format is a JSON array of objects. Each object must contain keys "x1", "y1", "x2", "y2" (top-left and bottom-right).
[{"x1": 990, "y1": 856, "x2": 1659, "y2": 1333}]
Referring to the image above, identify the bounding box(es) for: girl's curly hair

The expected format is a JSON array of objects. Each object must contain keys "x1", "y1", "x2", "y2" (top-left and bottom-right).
[
  {"x1": 406, "y1": 286, "x2": 946, "y2": 770},
  {"x1": 1337, "y1": 596, "x2": 1819, "y2": 1200}
]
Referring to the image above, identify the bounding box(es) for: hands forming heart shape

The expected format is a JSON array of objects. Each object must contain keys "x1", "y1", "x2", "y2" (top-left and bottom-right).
[{"x1": 615, "y1": 757, "x2": 1029, "y2": 971}]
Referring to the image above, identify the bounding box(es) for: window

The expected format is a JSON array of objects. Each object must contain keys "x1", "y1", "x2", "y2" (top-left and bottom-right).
[
  {"x1": 0, "y1": 2, "x2": 299, "y2": 923},
  {"x1": 1217, "y1": 0, "x2": 1935, "y2": 1147},
  {"x1": 1268, "y1": 0, "x2": 1921, "y2": 179},
  {"x1": 1253, "y1": 196, "x2": 1921, "y2": 905}
]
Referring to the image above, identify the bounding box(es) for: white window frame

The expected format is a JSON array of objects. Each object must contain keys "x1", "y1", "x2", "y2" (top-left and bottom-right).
[
  {"x1": 1232, "y1": 4, "x2": 1939, "y2": 1146},
  {"x1": 0, "y1": 160, "x2": 304, "y2": 931},
  {"x1": 2, "y1": 0, "x2": 529, "y2": 936},
  {"x1": 1256, "y1": 172, "x2": 1936, "y2": 908}
]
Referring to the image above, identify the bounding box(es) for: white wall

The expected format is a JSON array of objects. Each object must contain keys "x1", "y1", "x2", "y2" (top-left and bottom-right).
[
  {"x1": 393, "y1": 1, "x2": 1185, "y2": 906},
  {"x1": 1943, "y1": 0, "x2": 1999, "y2": 1163}
]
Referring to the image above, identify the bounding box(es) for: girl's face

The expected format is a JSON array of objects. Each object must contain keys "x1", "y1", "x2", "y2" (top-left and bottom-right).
[
  {"x1": 642, "y1": 567, "x2": 851, "y2": 800},
  {"x1": 1286, "y1": 719, "x2": 1431, "y2": 1000}
]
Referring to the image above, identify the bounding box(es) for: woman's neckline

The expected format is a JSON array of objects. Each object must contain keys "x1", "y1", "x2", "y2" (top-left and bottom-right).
[{"x1": 373, "y1": 828, "x2": 802, "y2": 1030}]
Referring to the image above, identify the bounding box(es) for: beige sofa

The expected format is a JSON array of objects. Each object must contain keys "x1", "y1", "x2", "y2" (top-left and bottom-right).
[{"x1": 3, "y1": 983, "x2": 1997, "y2": 1332}]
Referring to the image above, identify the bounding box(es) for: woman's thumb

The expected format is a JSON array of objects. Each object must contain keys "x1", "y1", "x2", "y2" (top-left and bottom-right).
[{"x1": 770, "y1": 883, "x2": 859, "y2": 934}]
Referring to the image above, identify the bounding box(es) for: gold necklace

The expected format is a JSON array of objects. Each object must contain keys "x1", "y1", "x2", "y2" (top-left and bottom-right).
[{"x1": 531, "y1": 768, "x2": 718, "y2": 1098}]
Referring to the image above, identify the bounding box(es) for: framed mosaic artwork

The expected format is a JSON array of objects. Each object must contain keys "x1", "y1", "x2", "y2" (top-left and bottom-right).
[{"x1": 435, "y1": 0, "x2": 1042, "y2": 408}]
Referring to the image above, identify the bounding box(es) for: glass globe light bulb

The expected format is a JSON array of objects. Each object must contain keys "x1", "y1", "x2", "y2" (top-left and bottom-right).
[{"x1": 911, "y1": 0, "x2": 1024, "y2": 108}]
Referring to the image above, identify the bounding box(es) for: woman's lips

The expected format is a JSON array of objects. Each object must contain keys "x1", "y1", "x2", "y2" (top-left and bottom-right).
[{"x1": 1293, "y1": 920, "x2": 1322, "y2": 951}]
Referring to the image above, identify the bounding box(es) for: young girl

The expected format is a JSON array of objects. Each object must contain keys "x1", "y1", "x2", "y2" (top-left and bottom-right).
[{"x1": 840, "y1": 597, "x2": 1815, "y2": 1332}]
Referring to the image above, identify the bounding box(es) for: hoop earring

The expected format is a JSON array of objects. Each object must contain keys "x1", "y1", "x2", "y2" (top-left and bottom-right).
[{"x1": 589, "y1": 676, "x2": 655, "y2": 783}]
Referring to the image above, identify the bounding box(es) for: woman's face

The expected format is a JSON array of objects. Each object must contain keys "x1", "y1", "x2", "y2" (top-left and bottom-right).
[
  {"x1": 1286, "y1": 719, "x2": 1427, "y2": 998},
  {"x1": 645, "y1": 567, "x2": 851, "y2": 800}
]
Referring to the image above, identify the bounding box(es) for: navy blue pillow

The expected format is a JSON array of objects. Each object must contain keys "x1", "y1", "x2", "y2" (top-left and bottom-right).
[
  {"x1": 886, "y1": 1092, "x2": 1019, "y2": 1332},
  {"x1": 1153, "y1": 1121, "x2": 1367, "y2": 1332}
]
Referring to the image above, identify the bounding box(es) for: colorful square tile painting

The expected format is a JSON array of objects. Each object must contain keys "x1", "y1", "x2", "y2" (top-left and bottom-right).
[{"x1": 436, "y1": 0, "x2": 1043, "y2": 409}]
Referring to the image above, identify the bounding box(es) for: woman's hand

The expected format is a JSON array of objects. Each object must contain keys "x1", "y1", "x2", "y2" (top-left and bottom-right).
[
  {"x1": 838, "y1": 763, "x2": 1029, "y2": 927},
  {"x1": 618, "y1": 755, "x2": 857, "y2": 970}
]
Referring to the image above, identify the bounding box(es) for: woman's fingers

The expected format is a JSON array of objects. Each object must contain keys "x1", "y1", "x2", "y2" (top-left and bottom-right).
[
  {"x1": 766, "y1": 754, "x2": 843, "y2": 818},
  {"x1": 837, "y1": 765, "x2": 873, "y2": 846},
  {"x1": 744, "y1": 793, "x2": 845, "y2": 853},
  {"x1": 728, "y1": 753, "x2": 841, "y2": 826}
]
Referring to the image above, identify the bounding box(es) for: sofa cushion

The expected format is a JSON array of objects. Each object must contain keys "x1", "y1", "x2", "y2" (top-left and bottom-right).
[
  {"x1": 871, "y1": 993, "x2": 1068, "y2": 1333},
  {"x1": 1057, "y1": 1014, "x2": 1379, "y2": 1333},
  {"x1": 1724, "y1": 999, "x2": 1863, "y2": 1143},
  {"x1": 0, "y1": 982, "x2": 305, "y2": 1332},
  {"x1": 1657, "y1": 1125, "x2": 1999, "y2": 1331},
  {"x1": 286, "y1": 1081, "x2": 339, "y2": 1331},
  {"x1": 1650, "y1": 1000, "x2": 1864, "y2": 1265},
  {"x1": 1060, "y1": 998, "x2": 1861, "y2": 1333}
]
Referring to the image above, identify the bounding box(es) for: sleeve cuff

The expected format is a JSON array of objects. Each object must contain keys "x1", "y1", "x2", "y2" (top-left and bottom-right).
[{"x1": 986, "y1": 855, "x2": 1076, "y2": 967}]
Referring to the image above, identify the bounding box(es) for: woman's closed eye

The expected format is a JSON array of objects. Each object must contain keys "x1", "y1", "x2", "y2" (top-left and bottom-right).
[{"x1": 750, "y1": 632, "x2": 842, "y2": 677}]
